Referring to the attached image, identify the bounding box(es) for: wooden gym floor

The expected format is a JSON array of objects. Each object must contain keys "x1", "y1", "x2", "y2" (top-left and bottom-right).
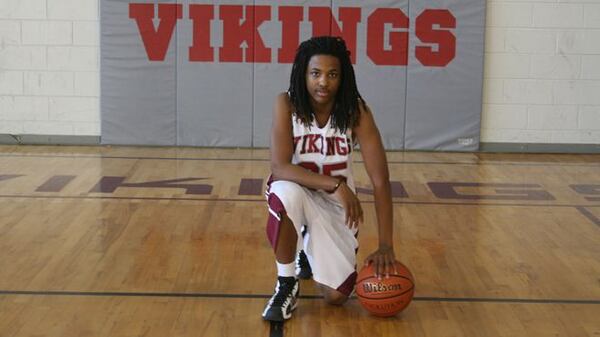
[{"x1": 0, "y1": 145, "x2": 598, "y2": 337}]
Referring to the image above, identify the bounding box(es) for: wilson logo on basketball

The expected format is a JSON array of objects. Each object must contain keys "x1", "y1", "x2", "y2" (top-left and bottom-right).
[
  {"x1": 362, "y1": 282, "x2": 404, "y2": 293},
  {"x1": 129, "y1": 3, "x2": 457, "y2": 66},
  {"x1": 356, "y1": 262, "x2": 415, "y2": 317}
]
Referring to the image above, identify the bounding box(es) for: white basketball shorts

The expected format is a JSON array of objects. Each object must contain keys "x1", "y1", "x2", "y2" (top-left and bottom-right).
[{"x1": 265, "y1": 179, "x2": 358, "y2": 296}]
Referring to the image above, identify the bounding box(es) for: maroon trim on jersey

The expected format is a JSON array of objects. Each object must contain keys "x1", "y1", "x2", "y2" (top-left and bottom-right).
[
  {"x1": 337, "y1": 271, "x2": 357, "y2": 297},
  {"x1": 266, "y1": 192, "x2": 286, "y2": 251}
]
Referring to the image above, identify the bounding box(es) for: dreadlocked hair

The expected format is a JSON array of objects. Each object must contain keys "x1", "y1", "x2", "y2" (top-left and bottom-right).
[{"x1": 288, "y1": 36, "x2": 366, "y2": 133}]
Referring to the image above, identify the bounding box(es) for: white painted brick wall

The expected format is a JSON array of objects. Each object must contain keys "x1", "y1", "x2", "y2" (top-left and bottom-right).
[
  {"x1": 558, "y1": 31, "x2": 600, "y2": 54},
  {"x1": 484, "y1": 28, "x2": 505, "y2": 53},
  {"x1": 47, "y1": 0, "x2": 98, "y2": 21},
  {"x1": 530, "y1": 55, "x2": 581, "y2": 79},
  {"x1": 504, "y1": 80, "x2": 553, "y2": 104},
  {"x1": 0, "y1": 71, "x2": 23, "y2": 95},
  {"x1": 49, "y1": 97, "x2": 98, "y2": 121},
  {"x1": 482, "y1": 105, "x2": 527, "y2": 129},
  {"x1": 73, "y1": 21, "x2": 99, "y2": 46},
  {"x1": 579, "y1": 106, "x2": 600, "y2": 129},
  {"x1": 0, "y1": 0, "x2": 598, "y2": 145},
  {"x1": 72, "y1": 122, "x2": 99, "y2": 134},
  {"x1": 485, "y1": 54, "x2": 530, "y2": 78},
  {"x1": 483, "y1": 0, "x2": 600, "y2": 145},
  {"x1": 584, "y1": 4, "x2": 600, "y2": 29},
  {"x1": 0, "y1": 46, "x2": 47, "y2": 70},
  {"x1": 0, "y1": 20, "x2": 21, "y2": 44},
  {"x1": 74, "y1": 72, "x2": 99, "y2": 96},
  {"x1": 0, "y1": 0, "x2": 46, "y2": 20},
  {"x1": 553, "y1": 81, "x2": 600, "y2": 105},
  {"x1": 0, "y1": 0, "x2": 99, "y2": 136},
  {"x1": 47, "y1": 46, "x2": 98, "y2": 71},
  {"x1": 23, "y1": 121, "x2": 74, "y2": 135},
  {"x1": 581, "y1": 56, "x2": 600, "y2": 79},
  {"x1": 482, "y1": 79, "x2": 504, "y2": 104},
  {"x1": 22, "y1": 21, "x2": 72, "y2": 45},
  {"x1": 0, "y1": 96, "x2": 48, "y2": 121},
  {"x1": 533, "y1": 4, "x2": 583, "y2": 28},
  {"x1": 24, "y1": 71, "x2": 74, "y2": 96},
  {"x1": 486, "y1": 3, "x2": 533, "y2": 27},
  {"x1": 527, "y1": 105, "x2": 579, "y2": 130},
  {"x1": 505, "y1": 30, "x2": 556, "y2": 54}
]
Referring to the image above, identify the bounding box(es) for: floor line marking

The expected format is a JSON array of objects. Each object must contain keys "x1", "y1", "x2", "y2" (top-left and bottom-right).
[
  {"x1": 576, "y1": 206, "x2": 600, "y2": 227},
  {"x1": 0, "y1": 194, "x2": 599, "y2": 209},
  {"x1": 0, "y1": 290, "x2": 598, "y2": 305},
  {"x1": 1, "y1": 153, "x2": 599, "y2": 167}
]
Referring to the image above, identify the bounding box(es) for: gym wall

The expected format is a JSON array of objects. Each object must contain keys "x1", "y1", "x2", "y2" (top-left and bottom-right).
[{"x1": 1, "y1": 0, "x2": 599, "y2": 149}]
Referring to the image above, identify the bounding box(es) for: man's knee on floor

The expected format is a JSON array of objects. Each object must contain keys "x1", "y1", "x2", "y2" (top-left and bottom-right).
[{"x1": 323, "y1": 289, "x2": 349, "y2": 306}]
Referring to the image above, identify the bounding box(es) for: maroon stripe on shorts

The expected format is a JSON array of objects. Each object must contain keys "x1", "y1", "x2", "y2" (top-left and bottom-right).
[
  {"x1": 336, "y1": 271, "x2": 357, "y2": 297},
  {"x1": 266, "y1": 193, "x2": 286, "y2": 251}
]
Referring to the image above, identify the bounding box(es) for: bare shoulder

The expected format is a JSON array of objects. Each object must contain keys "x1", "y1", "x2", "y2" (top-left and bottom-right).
[
  {"x1": 355, "y1": 99, "x2": 376, "y2": 131},
  {"x1": 274, "y1": 92, "x2": 293, "y2": 116},
  {"x1": 272, "y1": 92, "x2": 293, "y2": 134},
  {"x1": 358, "y1": 98, "x2": 372, "y2": 117},
  {"x1": 353, "y1": 99, "x2": 384, "y2": 150}
]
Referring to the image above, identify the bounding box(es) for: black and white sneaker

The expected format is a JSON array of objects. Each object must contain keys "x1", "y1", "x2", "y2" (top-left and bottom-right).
[
  {"x1": 295, "y1": 250, "x2": 313, "y2": 280},
  {"x1": 262, "y1": 276, "x2": 299, "y2": 322}
]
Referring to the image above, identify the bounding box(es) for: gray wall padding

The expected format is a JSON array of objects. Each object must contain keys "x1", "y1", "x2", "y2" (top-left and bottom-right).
[{"x1": 101, "y1": 0, "x2": 485, "y2": 150}]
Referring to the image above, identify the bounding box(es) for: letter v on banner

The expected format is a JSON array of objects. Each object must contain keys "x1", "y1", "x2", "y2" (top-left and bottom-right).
[{"x1": 129, "y1": 3, "x2": 182, "y2": 61}]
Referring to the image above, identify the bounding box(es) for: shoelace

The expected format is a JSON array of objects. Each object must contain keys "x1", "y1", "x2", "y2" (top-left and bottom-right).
[{"x1": 271, "y1": 281, "x2": 295, "y2": 307}]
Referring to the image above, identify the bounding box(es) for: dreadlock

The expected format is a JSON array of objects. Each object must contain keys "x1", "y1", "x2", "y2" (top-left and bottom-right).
[{"x1": 288, "y1": 36, "x2": 366, "y2": 133}]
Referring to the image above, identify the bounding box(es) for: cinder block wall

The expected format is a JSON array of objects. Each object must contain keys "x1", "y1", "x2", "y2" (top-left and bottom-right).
[
  {"x1": 482, "y1": 0, "x2": 600, "y2": 144},
  {"x1": 0, "y1": 0, "x2": 99, "y2": 136},
  {"x1": 1, "y1": 0, "x2": 599, "y2": 144}
]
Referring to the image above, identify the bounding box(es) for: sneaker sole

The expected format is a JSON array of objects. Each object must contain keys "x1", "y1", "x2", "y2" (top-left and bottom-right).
[
  {"x1": 282, "y1": 299, "x2": 299, "y2": 320},
  {"x1": 262, "y1": 299, "x2": 299, "y2": 322}
]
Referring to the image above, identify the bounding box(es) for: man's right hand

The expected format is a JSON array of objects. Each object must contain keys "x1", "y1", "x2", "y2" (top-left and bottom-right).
[{"x1": 333, "y1": 181, "x2": 363, "y2": 229}]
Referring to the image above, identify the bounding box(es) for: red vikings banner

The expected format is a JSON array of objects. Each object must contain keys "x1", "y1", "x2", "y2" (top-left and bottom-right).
[{"x1": 100, "y1": 0, "x2": 485, "y2": 150}]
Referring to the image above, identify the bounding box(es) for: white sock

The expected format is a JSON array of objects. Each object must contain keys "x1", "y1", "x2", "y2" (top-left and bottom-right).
[{"x1": 276, "y1": 261, "x2": 296, "y2": 278}]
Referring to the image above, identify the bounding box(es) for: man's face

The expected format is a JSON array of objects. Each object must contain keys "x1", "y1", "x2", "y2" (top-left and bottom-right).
[{"x1": 305, "y1": 54, "x2": 341, "y2": 108}]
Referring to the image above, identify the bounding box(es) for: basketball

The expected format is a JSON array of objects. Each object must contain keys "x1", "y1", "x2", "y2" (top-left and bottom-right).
[{"x1": 355, "y1": 261, "x2": 415, "y2": 317}]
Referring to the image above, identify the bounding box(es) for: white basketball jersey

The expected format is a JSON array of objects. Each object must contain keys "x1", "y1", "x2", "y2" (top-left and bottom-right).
[{"x1": 291, "y1": 112, "x2": 355, "y2": 195}]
